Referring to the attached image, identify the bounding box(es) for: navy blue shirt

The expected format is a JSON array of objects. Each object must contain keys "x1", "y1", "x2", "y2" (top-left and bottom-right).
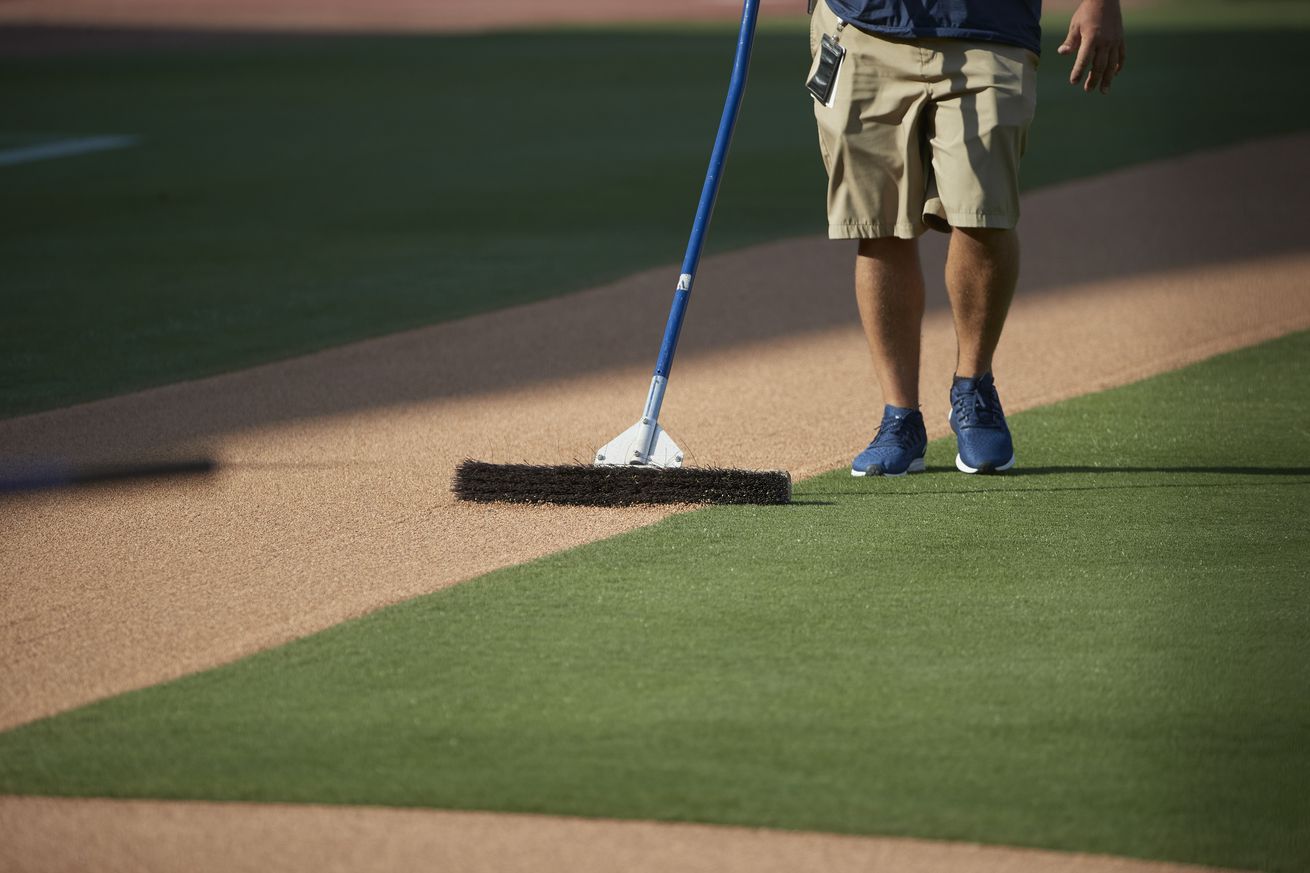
[{"x1": 825, "y1": 0, "x2": 1042, "y2": 54}]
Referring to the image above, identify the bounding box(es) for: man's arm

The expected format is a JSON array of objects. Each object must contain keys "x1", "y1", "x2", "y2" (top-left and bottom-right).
[{"x1": 1057, "y1": 0, "x2": 1125, "y2": 94}]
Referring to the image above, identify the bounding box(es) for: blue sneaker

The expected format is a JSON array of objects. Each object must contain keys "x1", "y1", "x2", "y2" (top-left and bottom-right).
[
  {"x1": 949, "y1": 373, "x2": 1016, "y2": 473},
  {"x1": 852, "y1": 405, "x2": 927, "y2": 477}
]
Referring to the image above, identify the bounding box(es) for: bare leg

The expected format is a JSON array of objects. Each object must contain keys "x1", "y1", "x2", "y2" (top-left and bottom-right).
[
  {"x1": 855, "y1": 237, "x2": 925, "y2": 409},
  {"x1": 944, "y1": 227, "x2": 1019, "y2": 377}
]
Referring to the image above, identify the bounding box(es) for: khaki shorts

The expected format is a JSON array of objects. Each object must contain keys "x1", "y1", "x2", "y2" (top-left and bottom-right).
[{"x1": 809, "y1": 1, "x2": 1038, "y2": 239}]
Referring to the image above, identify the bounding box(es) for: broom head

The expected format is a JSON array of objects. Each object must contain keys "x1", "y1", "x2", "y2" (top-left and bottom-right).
[{"x1": 453, "y1": 460, "x2": 791, "y2": 507}]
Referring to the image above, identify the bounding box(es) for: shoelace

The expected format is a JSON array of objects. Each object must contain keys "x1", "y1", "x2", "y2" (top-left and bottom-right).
[
  {"x1": 870, "y1": 415, "x2": 920, "y2": 449},
  {"x1": 953, "y1": 381, "x2": 1004, "y2": 428}
]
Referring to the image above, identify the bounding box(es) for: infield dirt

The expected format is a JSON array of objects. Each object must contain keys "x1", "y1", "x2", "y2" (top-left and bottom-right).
[
  {"x1": 0, "y1": 0, "x2": 1141, "y2": 35},
  {"x1": 0, "y1": 796, "x2": 1243, "y2": 873}
]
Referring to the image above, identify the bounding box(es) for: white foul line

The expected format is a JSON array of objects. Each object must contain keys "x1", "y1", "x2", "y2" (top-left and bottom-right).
[{"x1": 0, "y1": 135, "x2": 140, "y2": 168}]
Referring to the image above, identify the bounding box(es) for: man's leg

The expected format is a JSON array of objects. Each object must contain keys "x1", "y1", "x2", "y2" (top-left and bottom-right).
[
  {"x1": 944, "y1": 226, "x2": 1020, "y2": 472},
  {"x1": 855, "y1": 236, "x2": 926, "y2": 408},
  {"x1": 850, "y1": 236, "x2": 929, "y2": 476},
  {"x1": 944, "y1": 227, "x2": 1019, "y2": 377}
]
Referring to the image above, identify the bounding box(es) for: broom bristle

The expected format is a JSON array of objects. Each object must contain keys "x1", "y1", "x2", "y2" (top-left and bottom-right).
[{"x1": 453, "y1": 460, "x2": 791, "y2": 506}]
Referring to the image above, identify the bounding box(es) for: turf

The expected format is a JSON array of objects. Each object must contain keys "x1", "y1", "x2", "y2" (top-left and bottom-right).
[
  {"x1": 3, "y1": 332, "x2": 1307, "y2": 872},
  {"x1": 2, "y1": 2, "x2": 1309, "y2": 417}
]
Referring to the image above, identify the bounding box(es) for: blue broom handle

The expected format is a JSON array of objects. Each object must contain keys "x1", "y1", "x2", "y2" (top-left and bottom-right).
[{"x1": 653, "y1": 0, "x2": 760, "y2": 383}]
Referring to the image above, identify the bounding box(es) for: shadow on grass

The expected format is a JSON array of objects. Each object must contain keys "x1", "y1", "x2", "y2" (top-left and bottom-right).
[
  {"x1": 1012, "y1": 465, "x2": 1310, "y2": 477},
  {"x1": 804, "y1": 465, "x2": 1310, "y2": 499}
]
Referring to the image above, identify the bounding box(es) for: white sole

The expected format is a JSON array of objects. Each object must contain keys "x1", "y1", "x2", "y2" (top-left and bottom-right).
[
  {"x1": 955, "y1": 453, "x2": 1016, "y2": 474},
  {"x1": 852, "y1": 457, "x2": 926, "y2": 478}
]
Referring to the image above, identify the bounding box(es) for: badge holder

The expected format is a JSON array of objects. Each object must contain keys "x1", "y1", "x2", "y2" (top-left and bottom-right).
[{"x1": 806, "y1": 23, "x2": 846, "y2": 108}]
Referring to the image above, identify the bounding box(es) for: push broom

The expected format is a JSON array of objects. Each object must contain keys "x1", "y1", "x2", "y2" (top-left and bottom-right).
[{"x1": 453, "y1": 0, "x2": 790, "y2": 507}]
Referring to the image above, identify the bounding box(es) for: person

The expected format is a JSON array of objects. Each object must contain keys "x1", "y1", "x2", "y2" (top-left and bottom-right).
[{"x1": 806, "y1": 0, "x2": 1125, "y2": 476}]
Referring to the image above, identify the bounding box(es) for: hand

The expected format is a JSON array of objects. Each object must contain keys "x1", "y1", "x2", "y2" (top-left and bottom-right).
[{"x1": 1057, "y1": 0, "x2": 1125, "y2": 94}]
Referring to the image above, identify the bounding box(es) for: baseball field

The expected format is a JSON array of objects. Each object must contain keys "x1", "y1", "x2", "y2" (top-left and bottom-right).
[{"x1": 2, "y1": 1, "x2": 1308, "y2": 871}]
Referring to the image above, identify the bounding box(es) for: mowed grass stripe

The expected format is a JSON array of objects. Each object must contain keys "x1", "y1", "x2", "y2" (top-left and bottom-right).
[
  {"x1": 3, "y1": 1, "x2": 1310, "y2": 416},
  {"x1": 3, "y1": 332, "x2": 1308, "y2": 872}
]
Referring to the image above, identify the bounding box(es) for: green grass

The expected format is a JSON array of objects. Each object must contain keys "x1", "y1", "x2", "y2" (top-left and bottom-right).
[
  {"x1": 3, "y1": 332, "x2": 1307, "y2": 872},
  {"x1": 1, "y1": 1, "x2": 1307, "y2": 417}
]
